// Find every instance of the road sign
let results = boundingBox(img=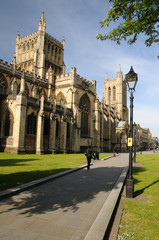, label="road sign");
[128,138,132,146]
